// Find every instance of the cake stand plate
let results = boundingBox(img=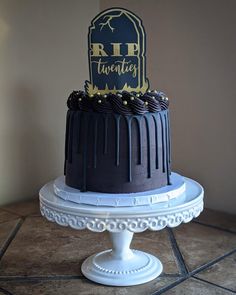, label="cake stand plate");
[39,176,204,286]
